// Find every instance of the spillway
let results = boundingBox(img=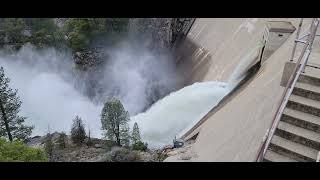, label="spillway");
[130,42,263,148]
